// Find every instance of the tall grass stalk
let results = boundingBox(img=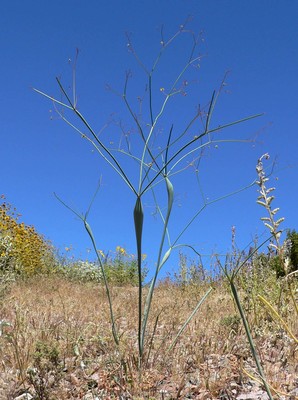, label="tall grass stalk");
[229,281,273,400]
[35,23,263,368]
[219,239,274,400]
